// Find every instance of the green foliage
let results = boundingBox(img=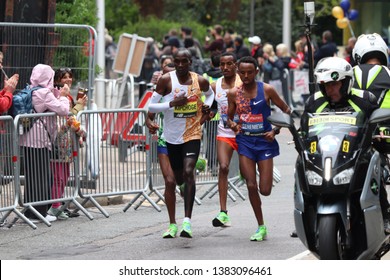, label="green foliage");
[55,0,97,26]
[55,0,98,80]
[105,0,140,41]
